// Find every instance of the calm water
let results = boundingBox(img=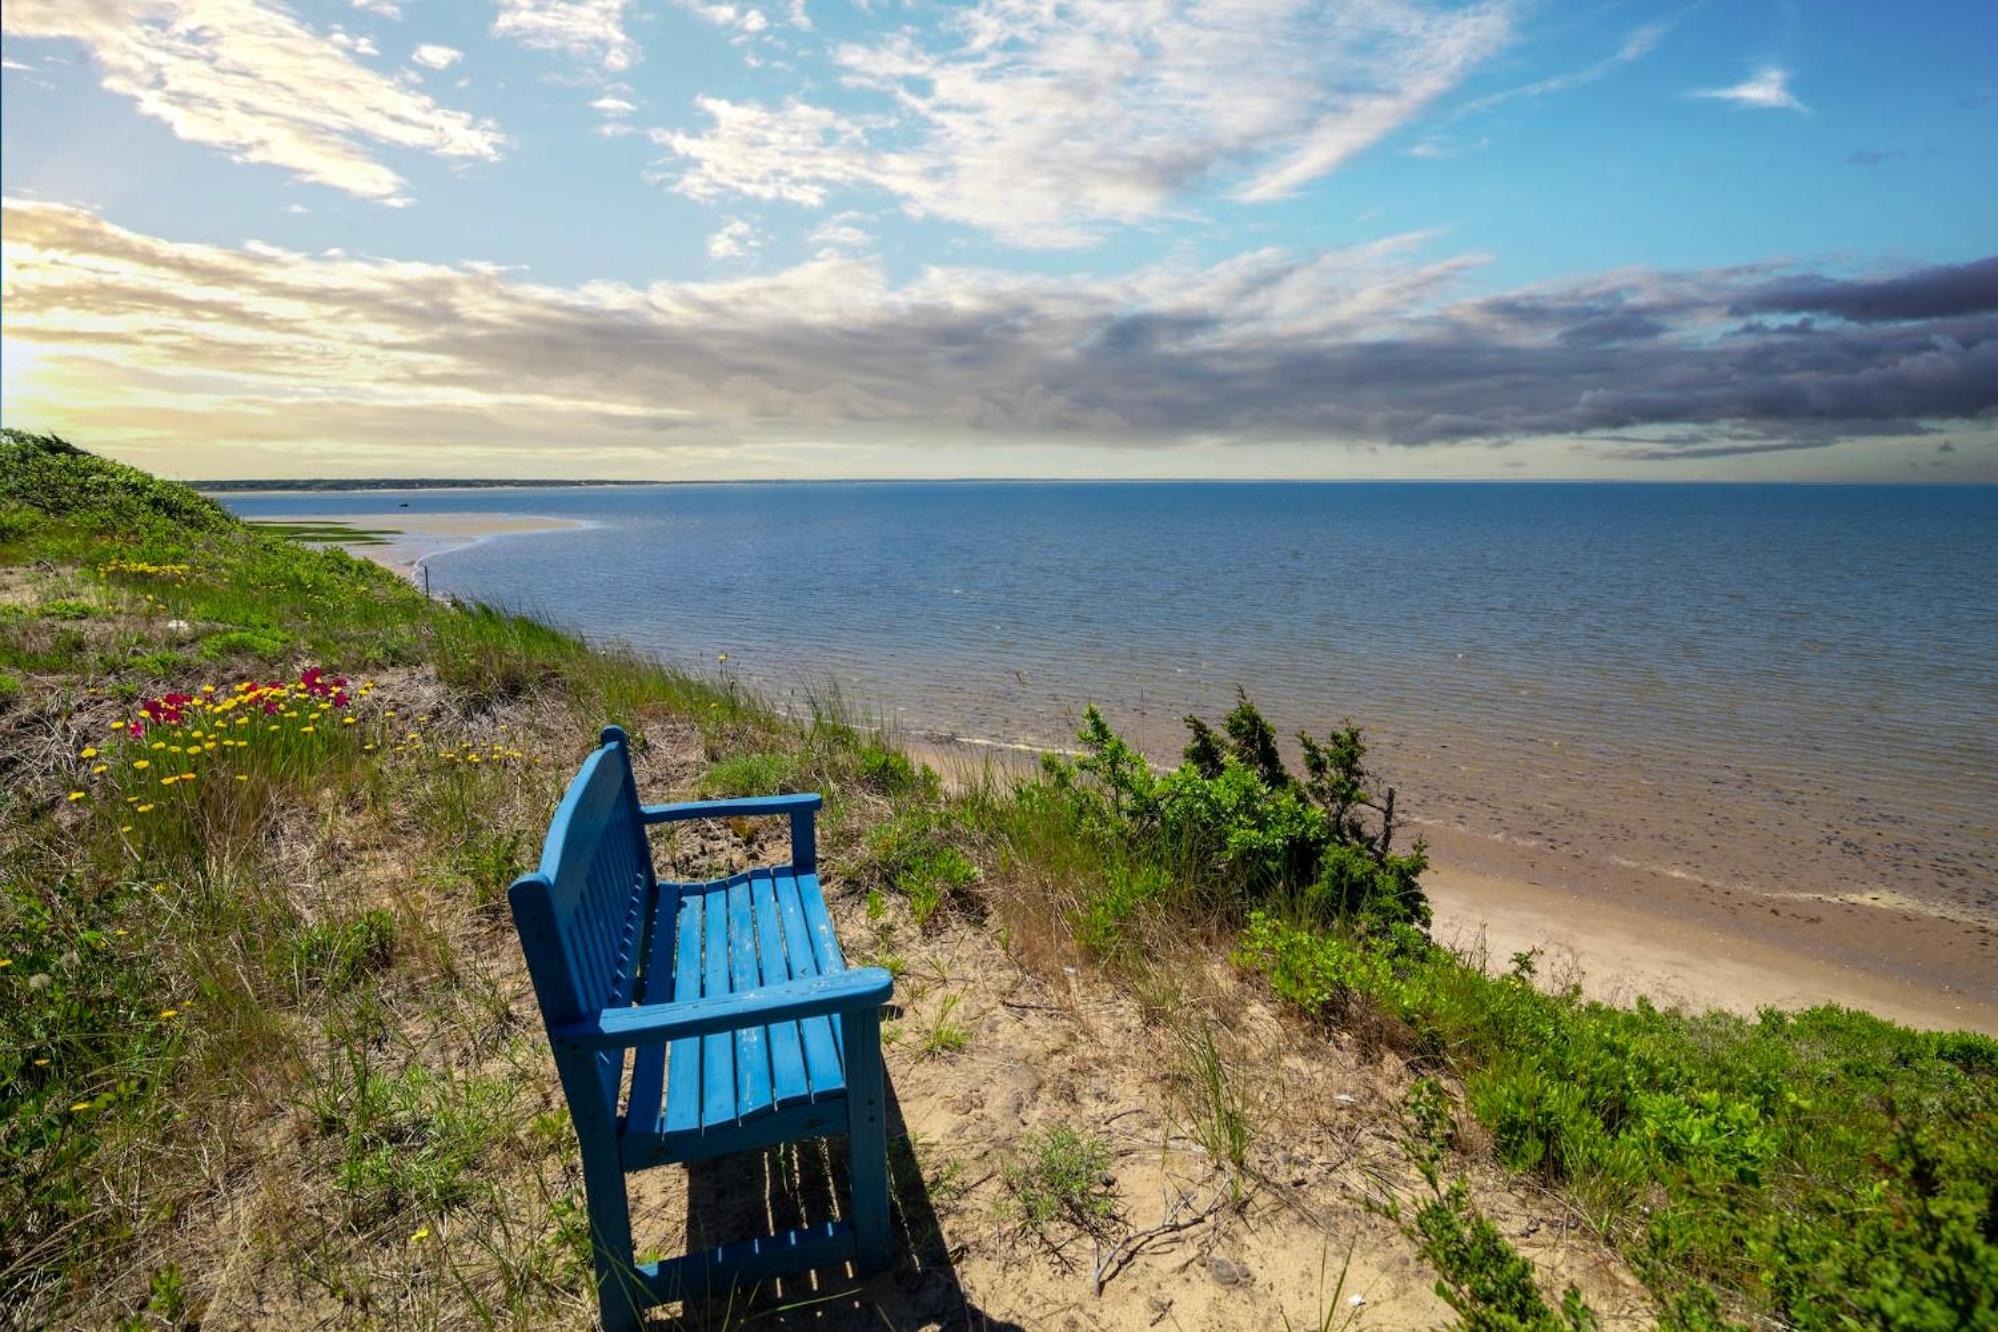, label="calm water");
[224,483,1998,922]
